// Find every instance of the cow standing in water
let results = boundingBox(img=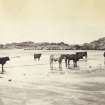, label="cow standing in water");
[104,52,105,64]
[50,54,66,70]
[34,54,42,61]
[0,57,10,73]
[76,52,87,60]
[64,52,87,68]
[65,54,80,68]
